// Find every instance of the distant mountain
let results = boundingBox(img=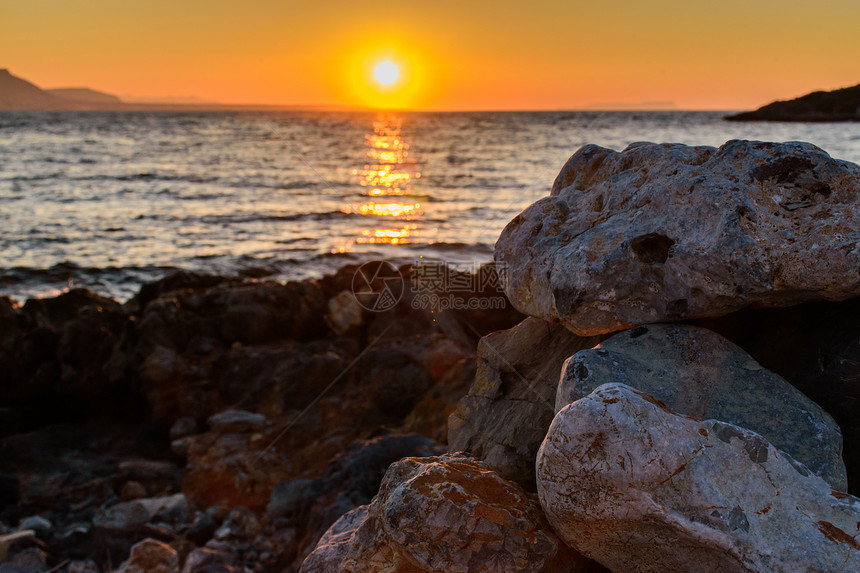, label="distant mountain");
[0,68,336,111]
[726,84,860,122]
[45,87,123,105]
[0,68,70,109]
[121,94,221,105]
[582,100,678,111]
